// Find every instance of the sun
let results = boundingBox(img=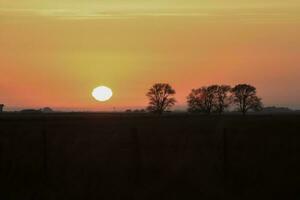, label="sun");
[92,86,113,102]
